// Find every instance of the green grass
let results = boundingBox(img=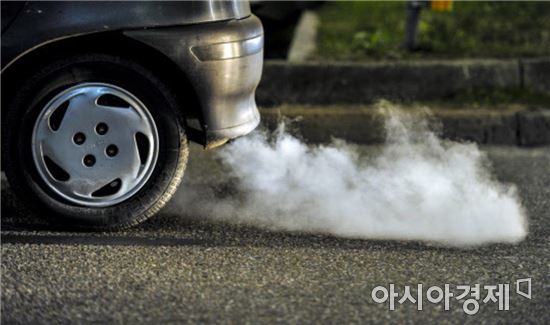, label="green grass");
[314,1,550,61]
